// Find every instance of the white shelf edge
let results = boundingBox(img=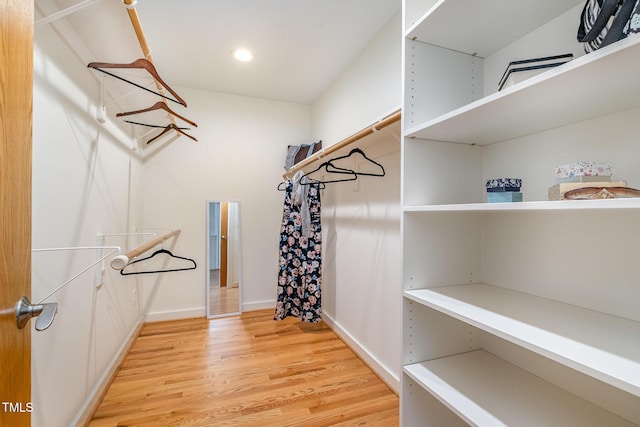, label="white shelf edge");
[403,350,636,427]
[403,285,640,397]
[404,34,640,145]
[404,0,444,39]
[403,198,640,212]
[404,0,583,57]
